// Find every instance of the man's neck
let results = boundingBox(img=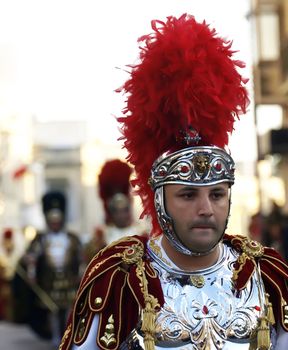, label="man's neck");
[161,235,221,271]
